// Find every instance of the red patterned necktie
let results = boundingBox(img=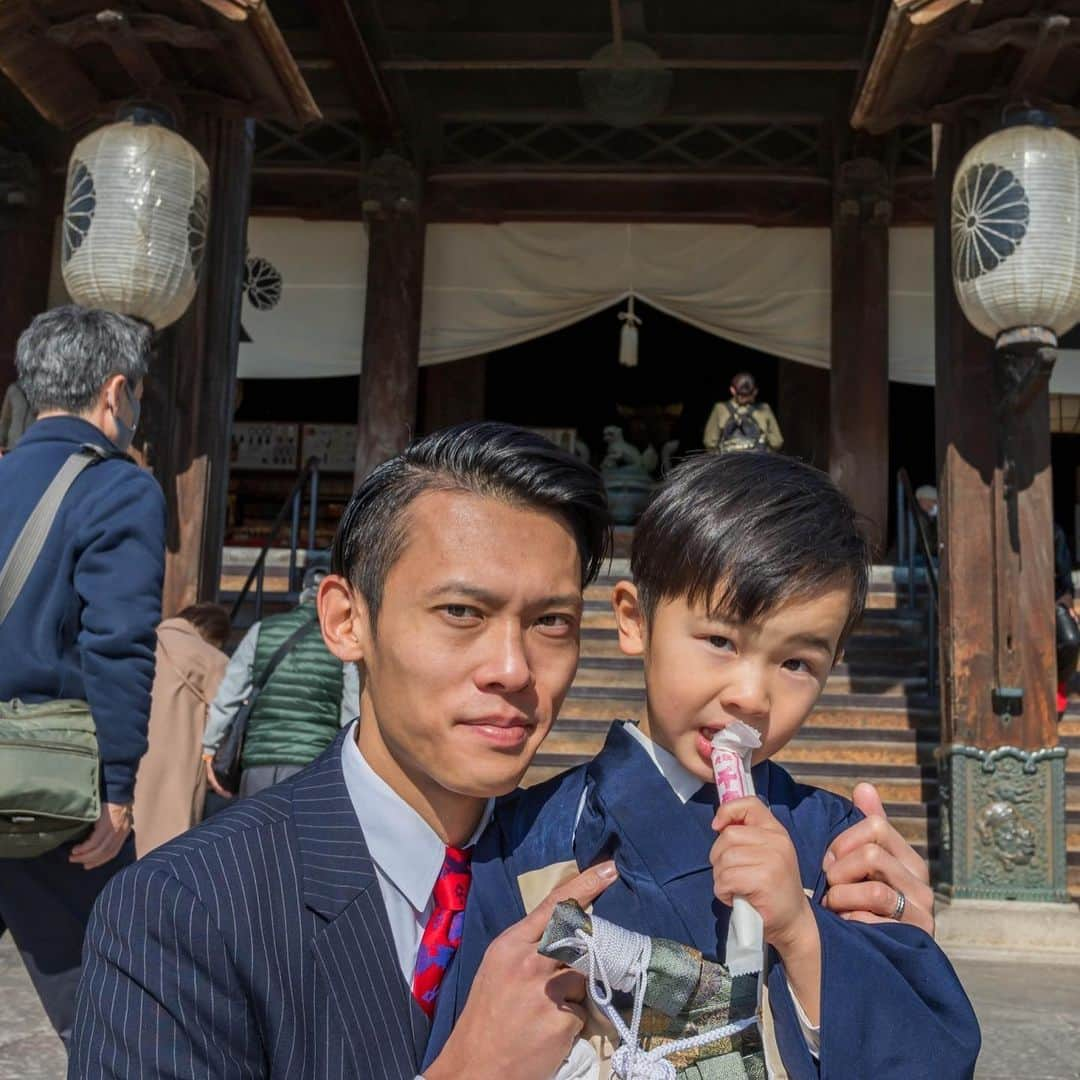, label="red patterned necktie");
[411,845,473,1018]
